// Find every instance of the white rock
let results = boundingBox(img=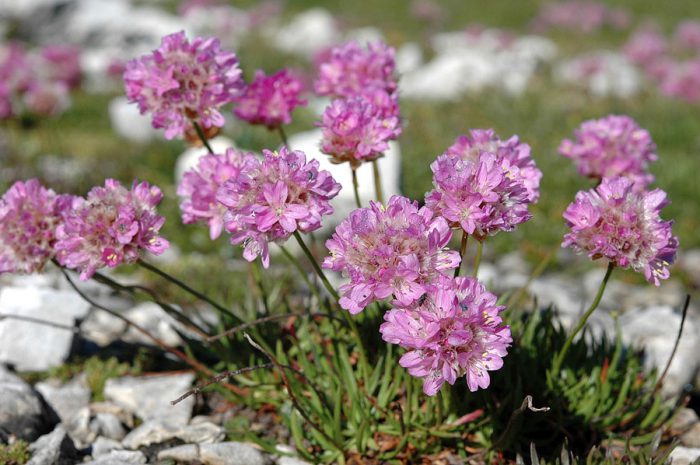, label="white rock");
[670,446,700,465]
[35,379,91,425]
[269,8,340,57]
[620,305,700,396]
[0,366,58,441]
[121,302,184,348]
[108,97,160,144]
[27,425,79,465]
[121,419,225,450]
[104,373,195,425]
[286,129,401,233]
[90,413,127,441]
[396,42,424,74]
[157,442,269,465]
[80,310,128,347]
[174,136,237,183]
[278,457,313,465]
[84,450,146,465]
[91,436,124,457]
[0,286,90,371]
[555,51,641,98]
